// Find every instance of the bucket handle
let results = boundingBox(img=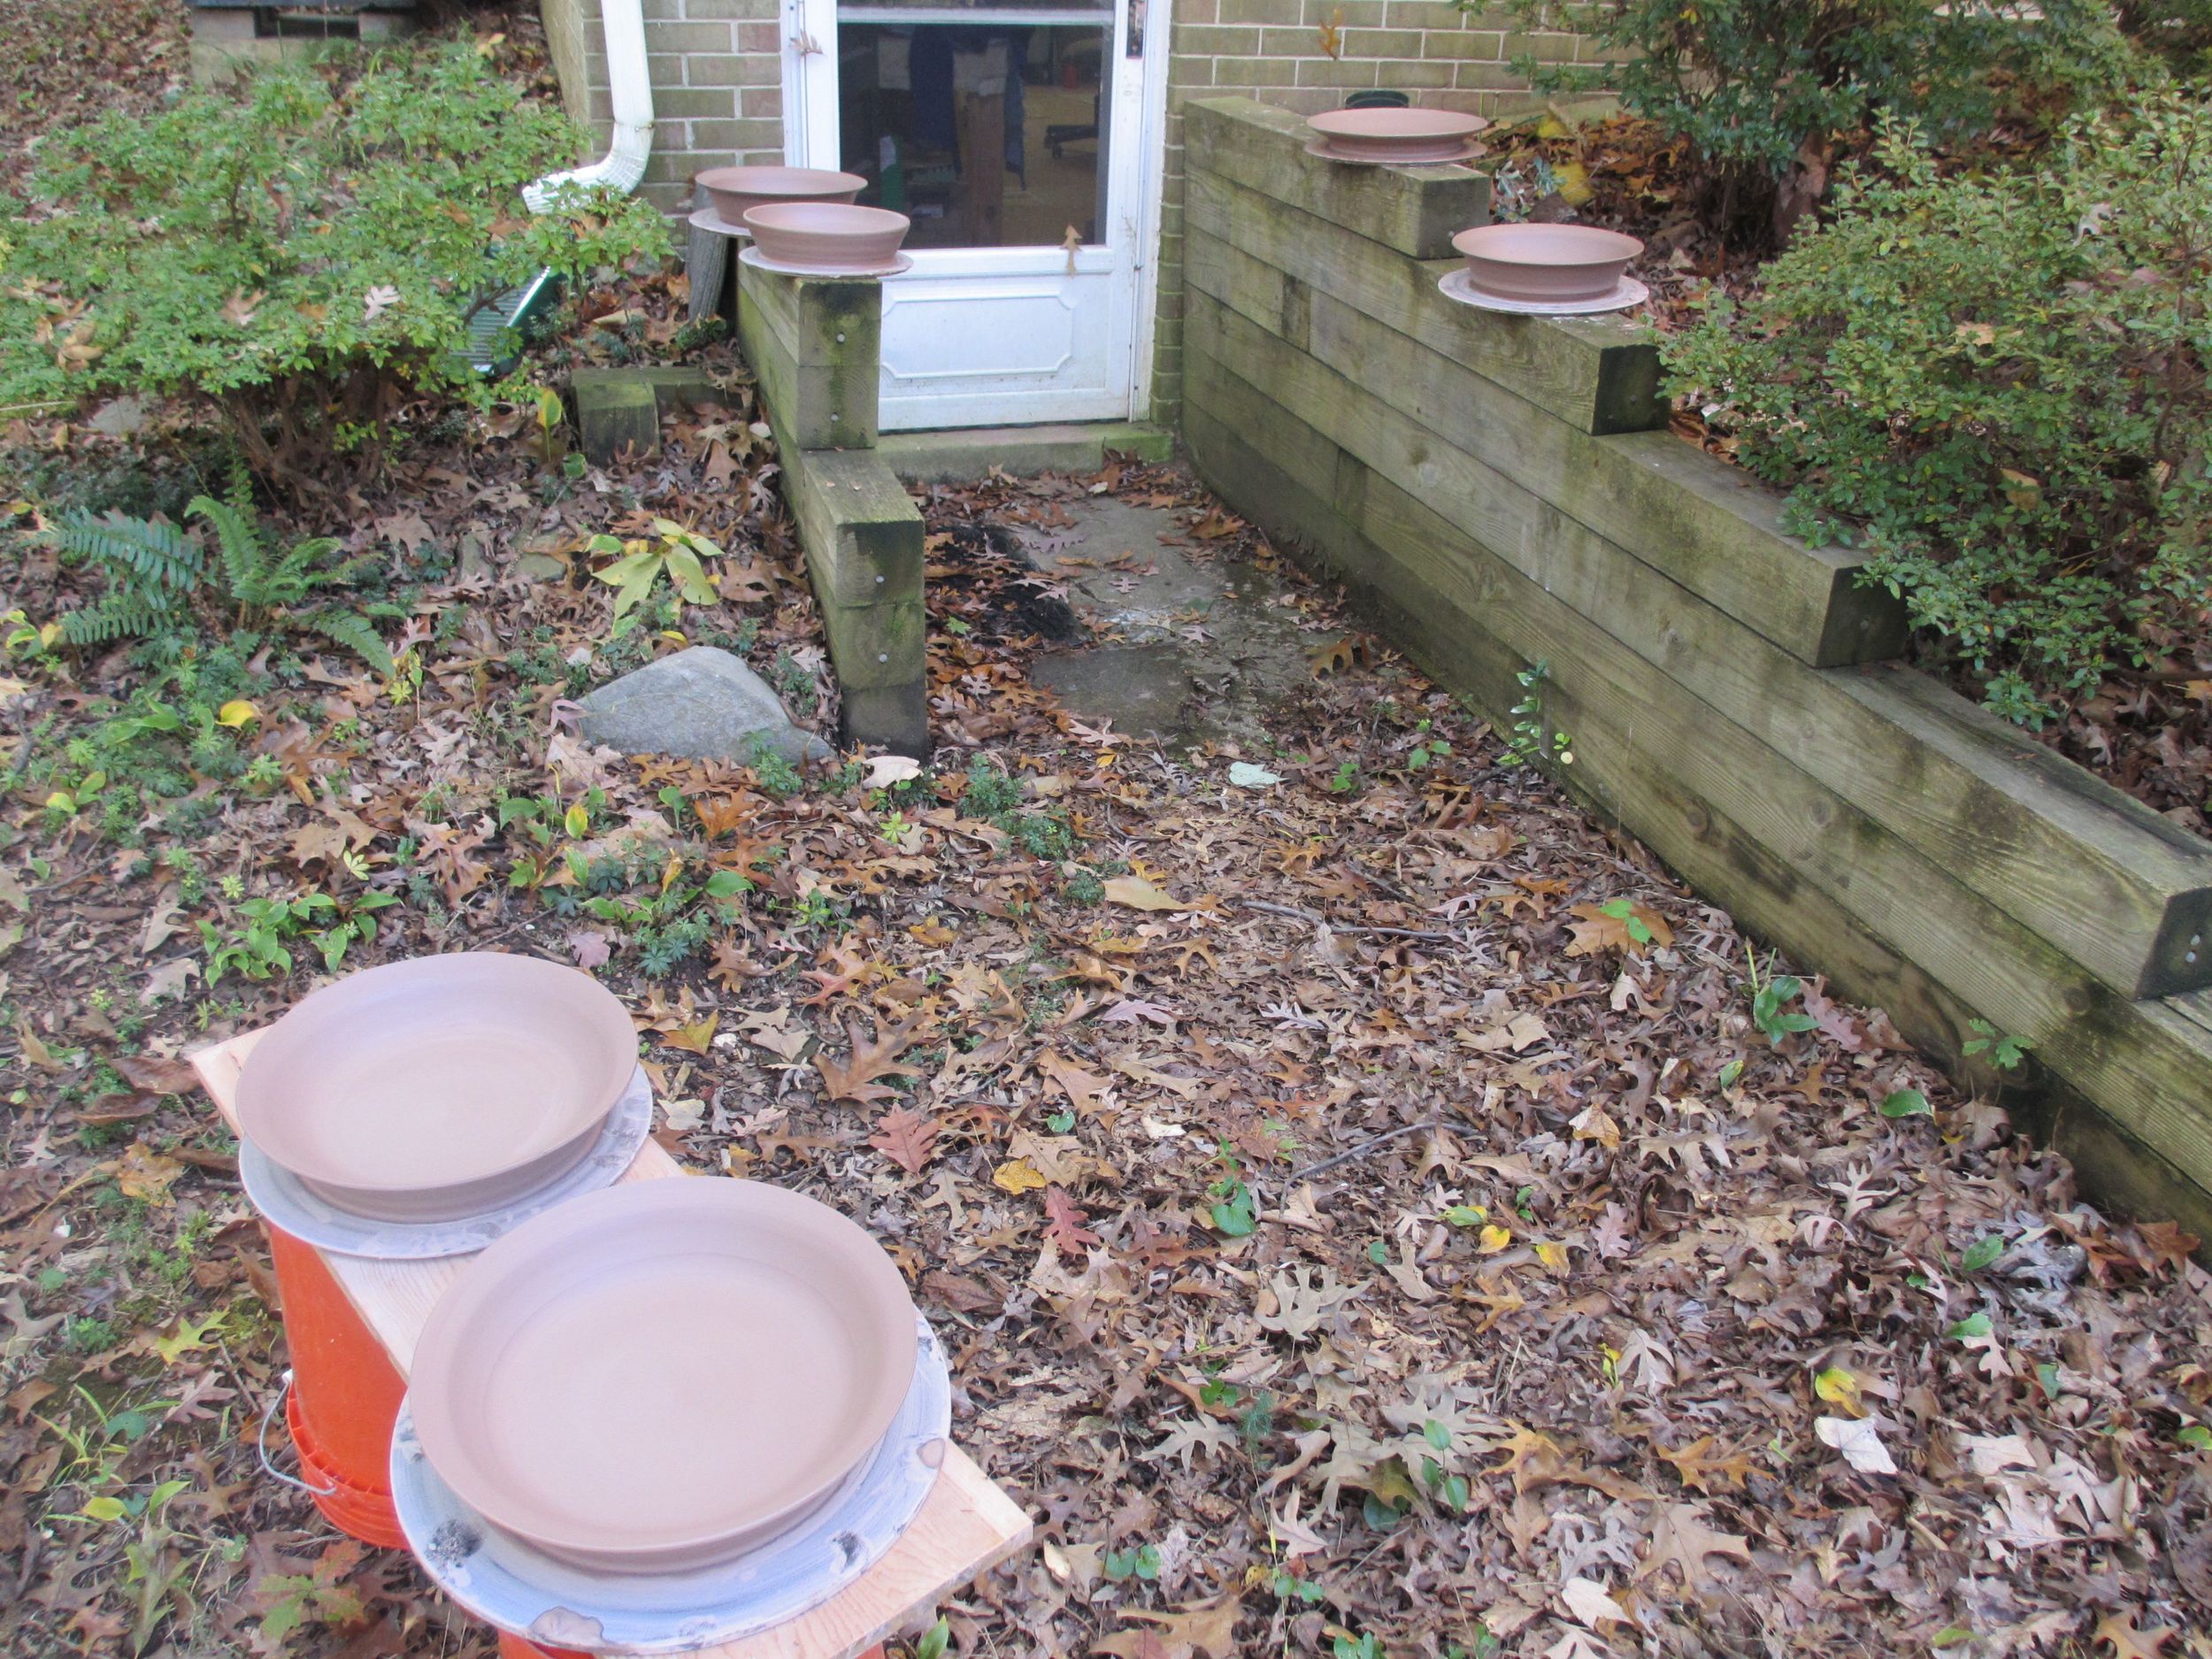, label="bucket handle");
[257,1370,340,1497]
